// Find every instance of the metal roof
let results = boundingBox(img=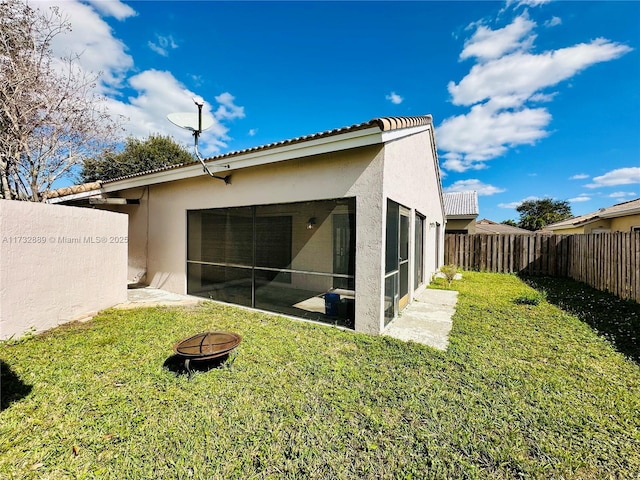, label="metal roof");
[443,191,479,217]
